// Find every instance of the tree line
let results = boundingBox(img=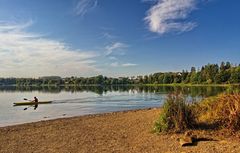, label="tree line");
[137,62,240,84]
[0,62,239,86]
